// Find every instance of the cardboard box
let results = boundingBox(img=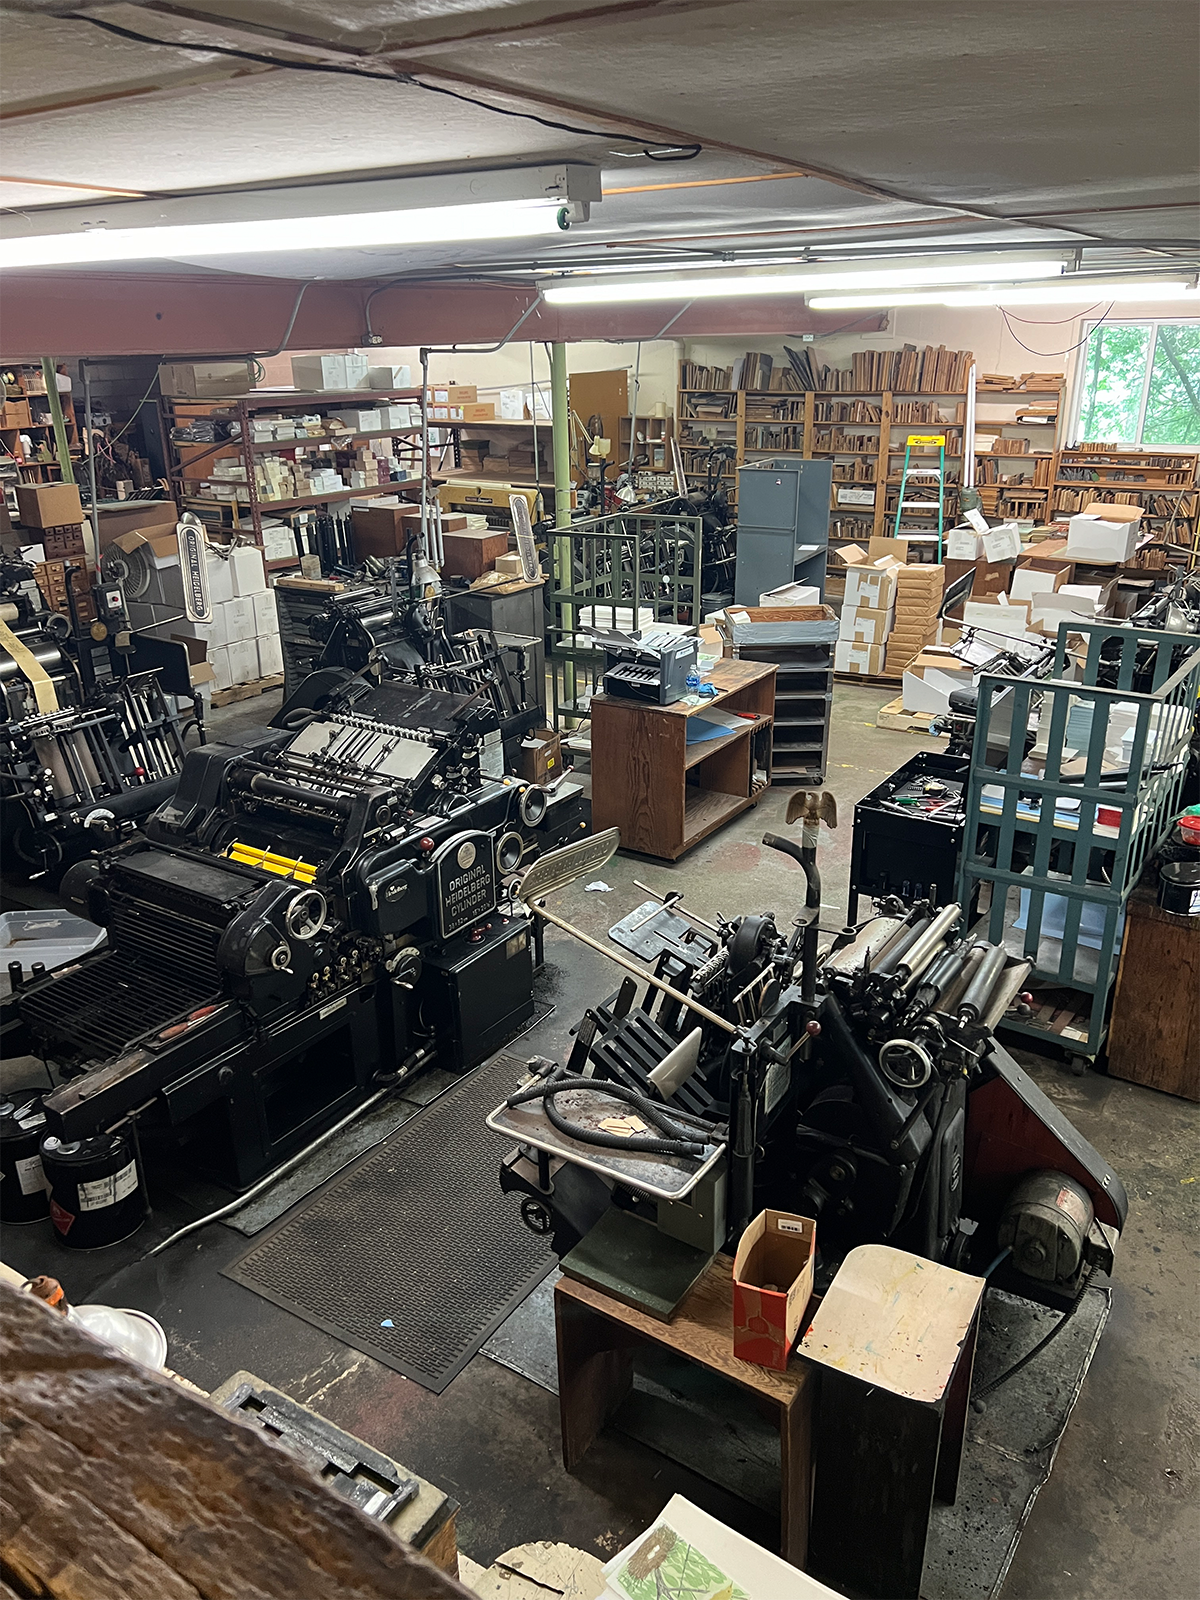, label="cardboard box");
[1029,585,1103,631]
[843,566,897,611]
[208,645,232,691]
[759,581,820,607]
[350,503,418,556]
[459,402,496,423]
[982,521,1023,563]
[902,654,974,716]
[15,482,83,529]
[838,605,893,645]
[830,543,870,566]
[229,545,266,597]
[963,596,1031,638]
[494,552,525,577]
[731,1210,816,1371]
[96,500,178,545]
[425,385,478,405]
[1010,565,1064,603]
[159,361,255,399]
[290,354,370,392]
[945,528,981,561]
[835,640,886,675]
[868,536,911,565]
[516,725,561,785]
[942,558,1011,617]
[226,636,259,685]
[0,398,32,428]
[222,596,255,639]
[256,633,284,677]
[1066,504,1142,564]
[329,408,383,434]
[367,364,412,390]
[442,527,509,580]
[252,590,279,634]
